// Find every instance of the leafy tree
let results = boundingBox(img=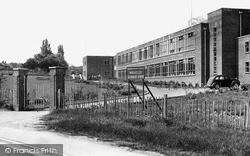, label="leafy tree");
[57,45,64,58]
[22,39,68,72]
[22,58,38,69]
